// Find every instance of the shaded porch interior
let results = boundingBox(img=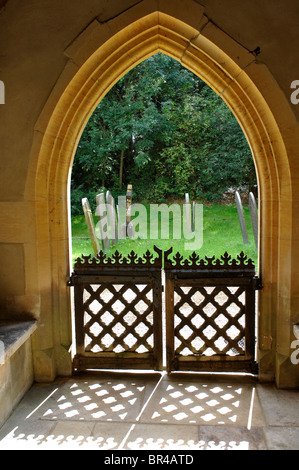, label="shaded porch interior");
[1,371,299,450]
